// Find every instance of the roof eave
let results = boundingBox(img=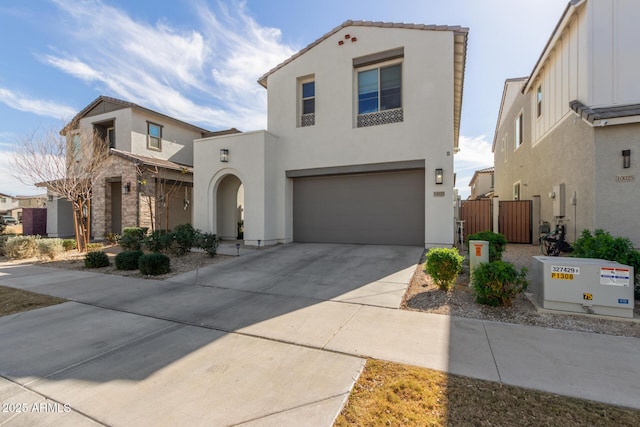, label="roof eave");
[523,0,586,94]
